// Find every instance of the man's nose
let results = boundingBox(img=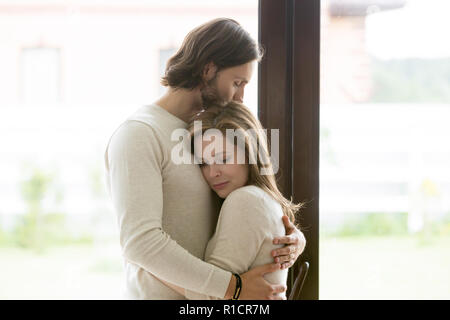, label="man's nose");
[233,87,244,103]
